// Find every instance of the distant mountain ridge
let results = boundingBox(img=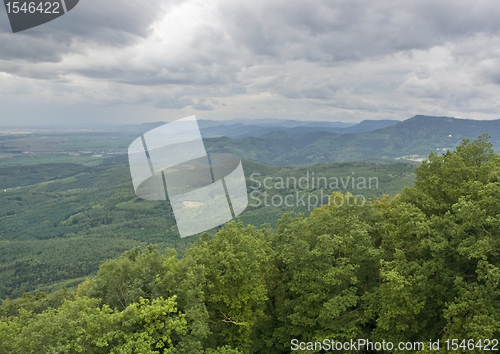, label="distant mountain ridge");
[108,118,399,139]
[198,119,399,138]
[197,118,355,128]
[88,115,500,166]
[204,115,500,165]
